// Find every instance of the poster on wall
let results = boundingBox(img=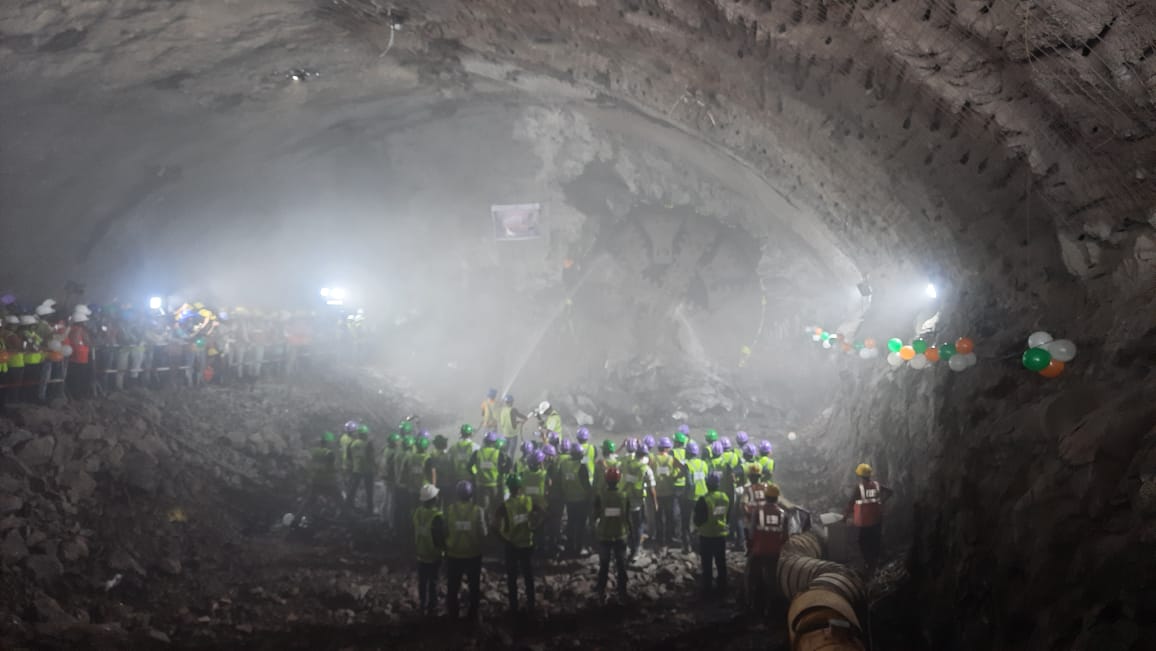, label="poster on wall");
[492,203,542,241]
